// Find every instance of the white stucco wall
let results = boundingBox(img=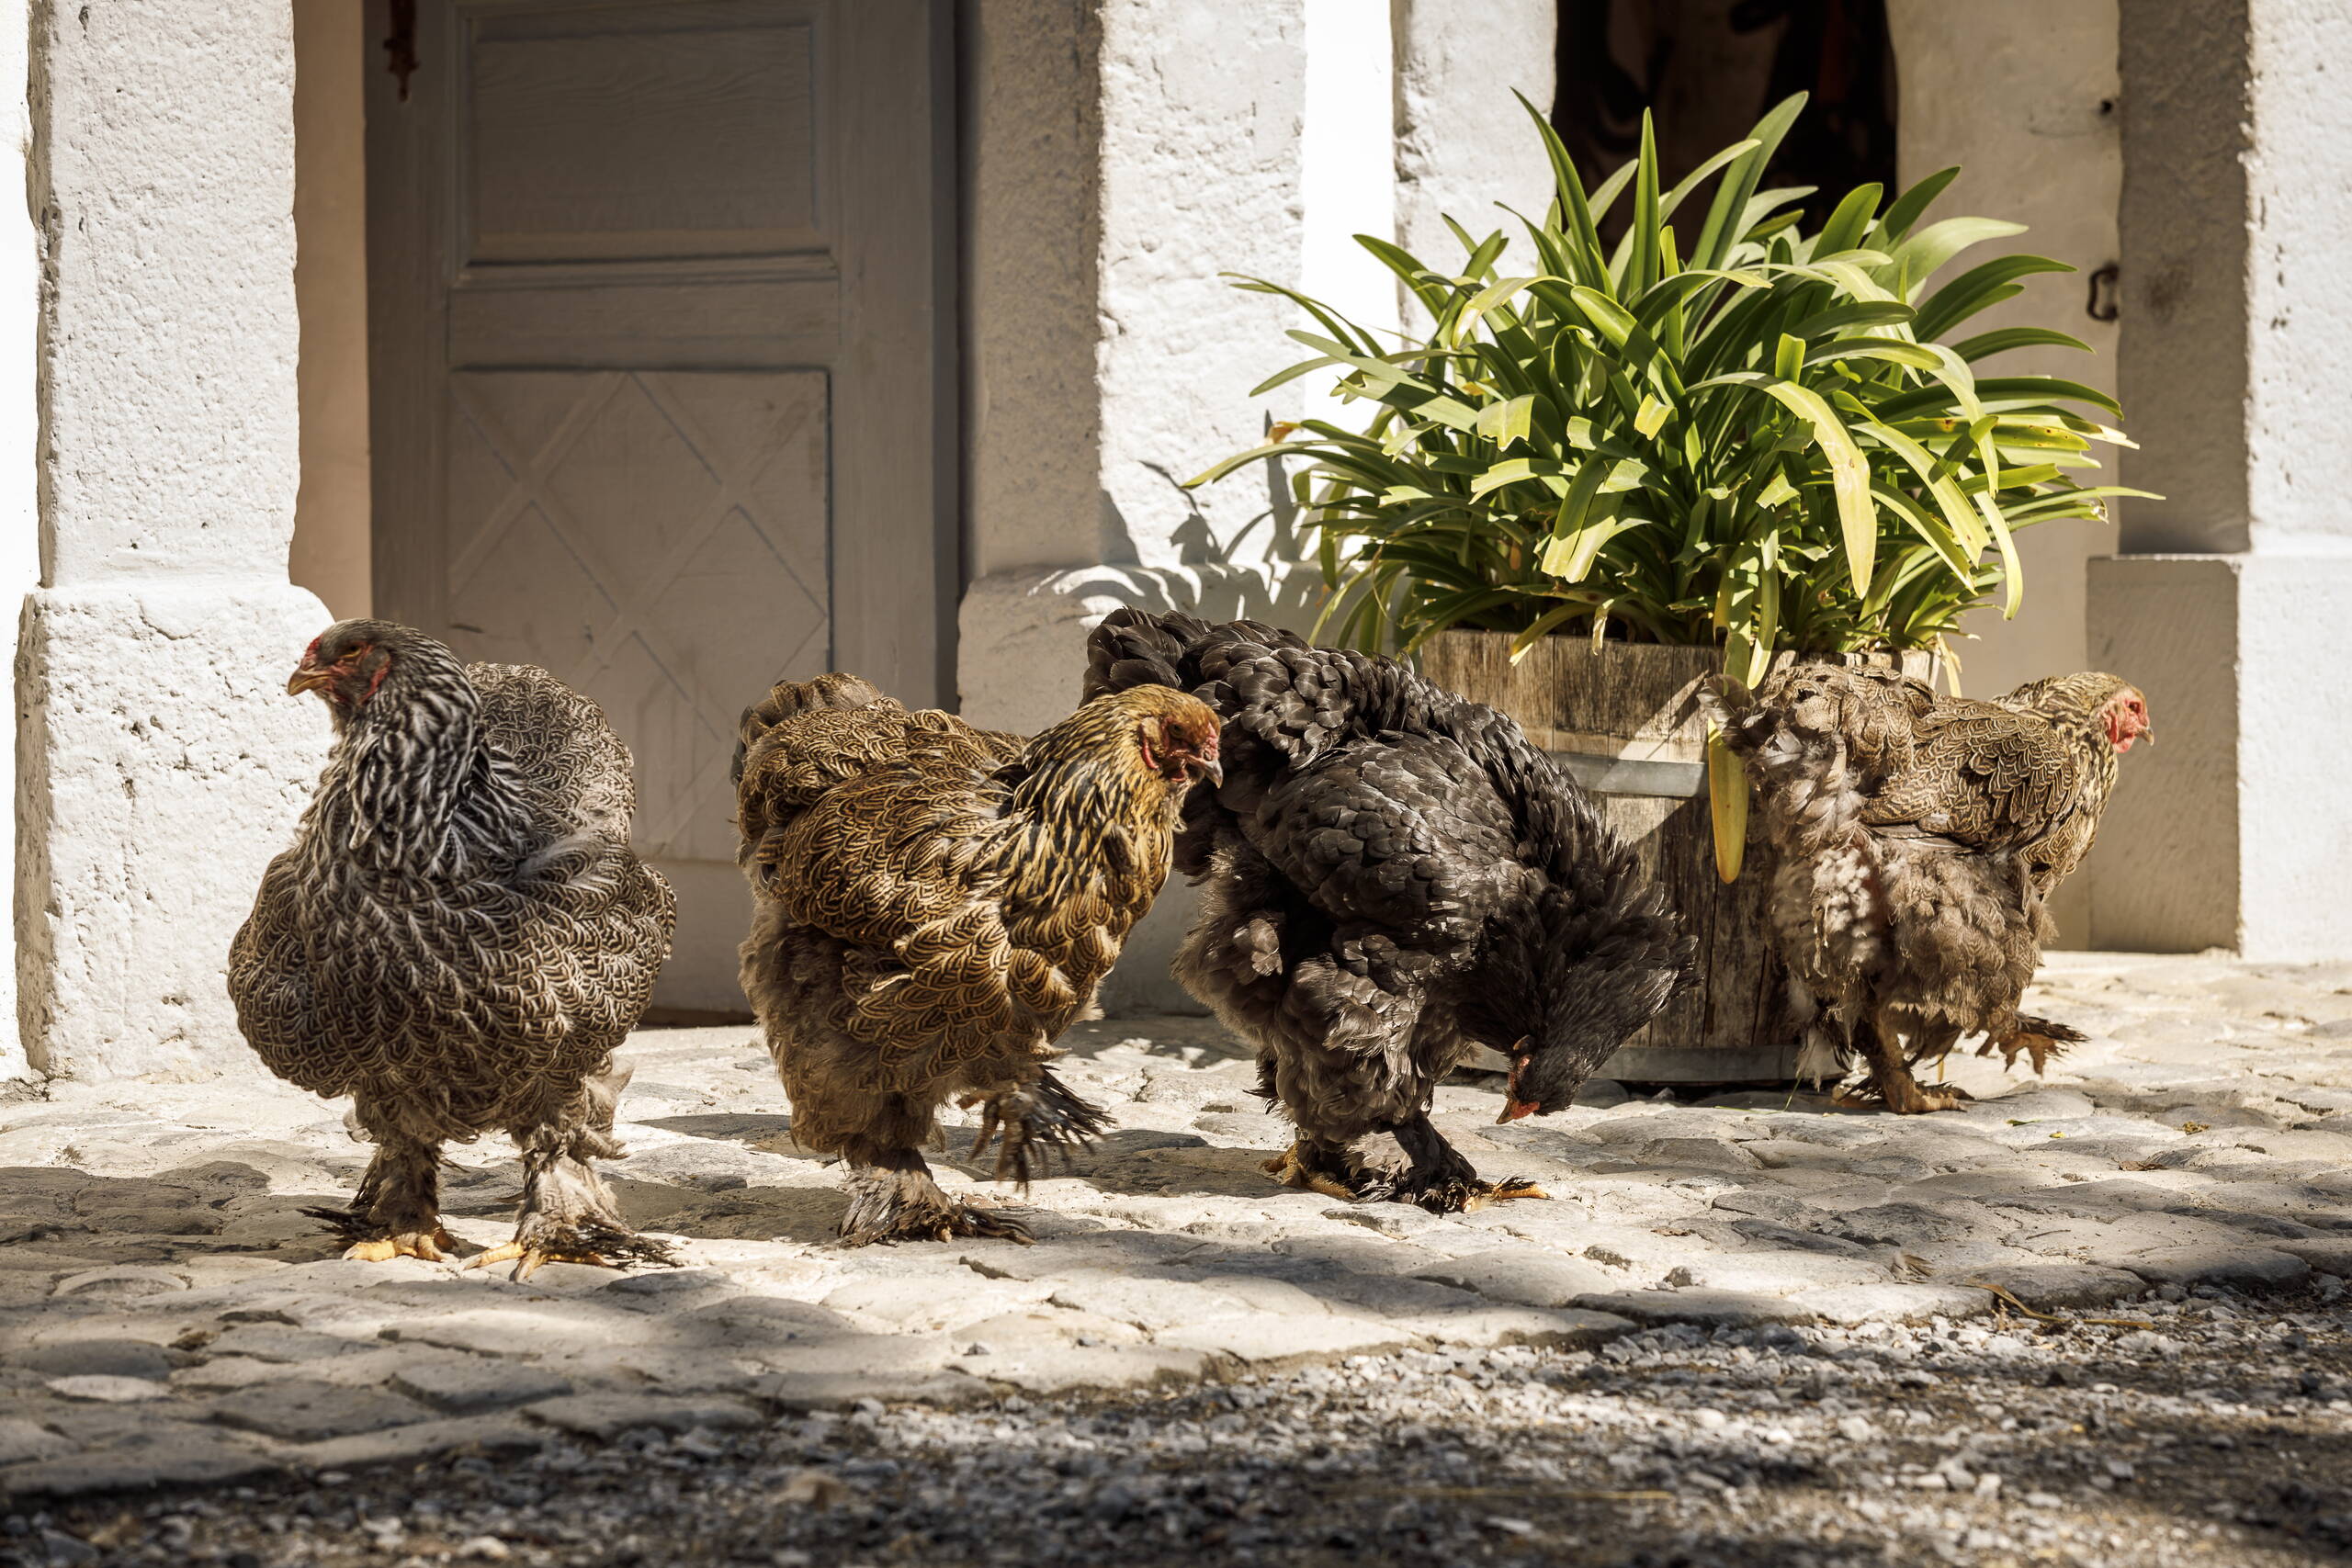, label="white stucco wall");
[2244,2,2352,554]
[1392,0,1555,298]
[0,0,35,1082]
[18,1,329,1079]
[1299,0,1397,407]
[2086,0,2352,959]
[1887,0,2120,946]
